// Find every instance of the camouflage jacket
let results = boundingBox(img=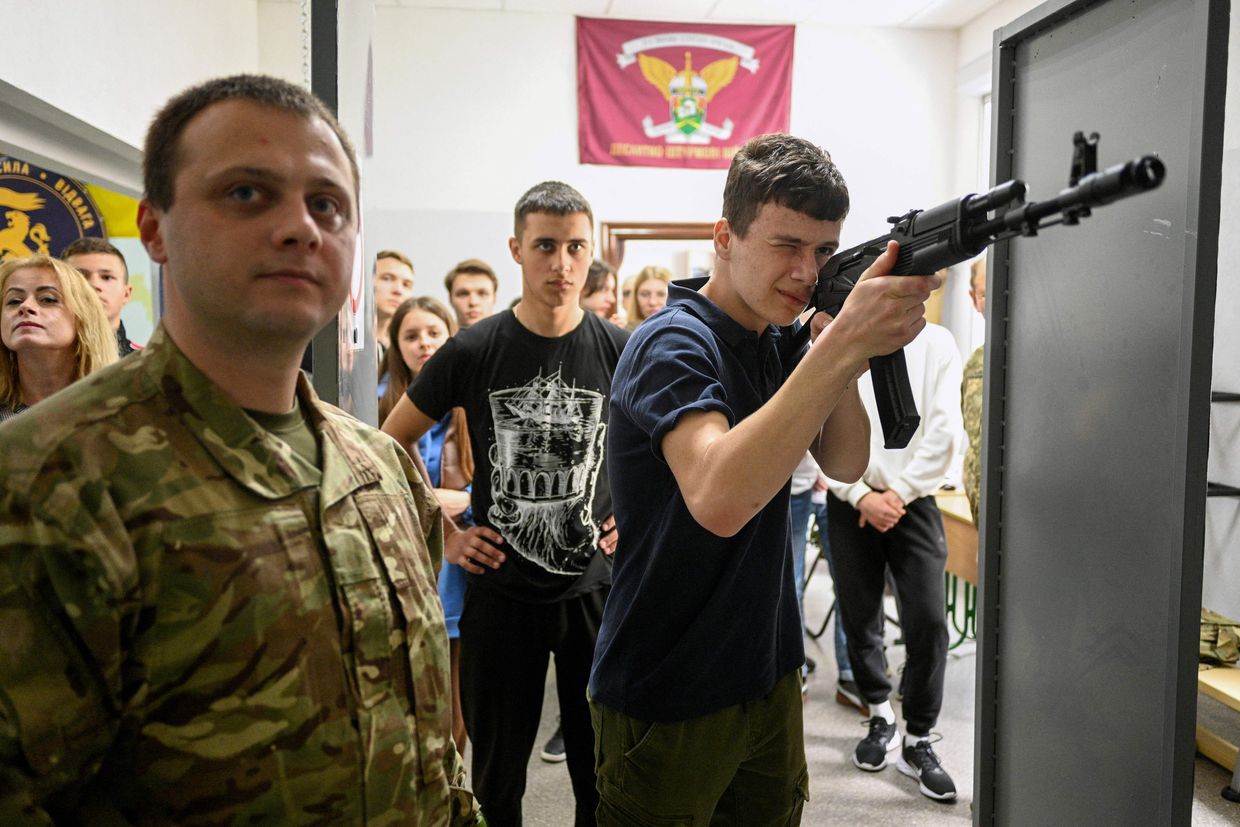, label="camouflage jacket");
[0,326,480,825]
[962,345,984,525]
